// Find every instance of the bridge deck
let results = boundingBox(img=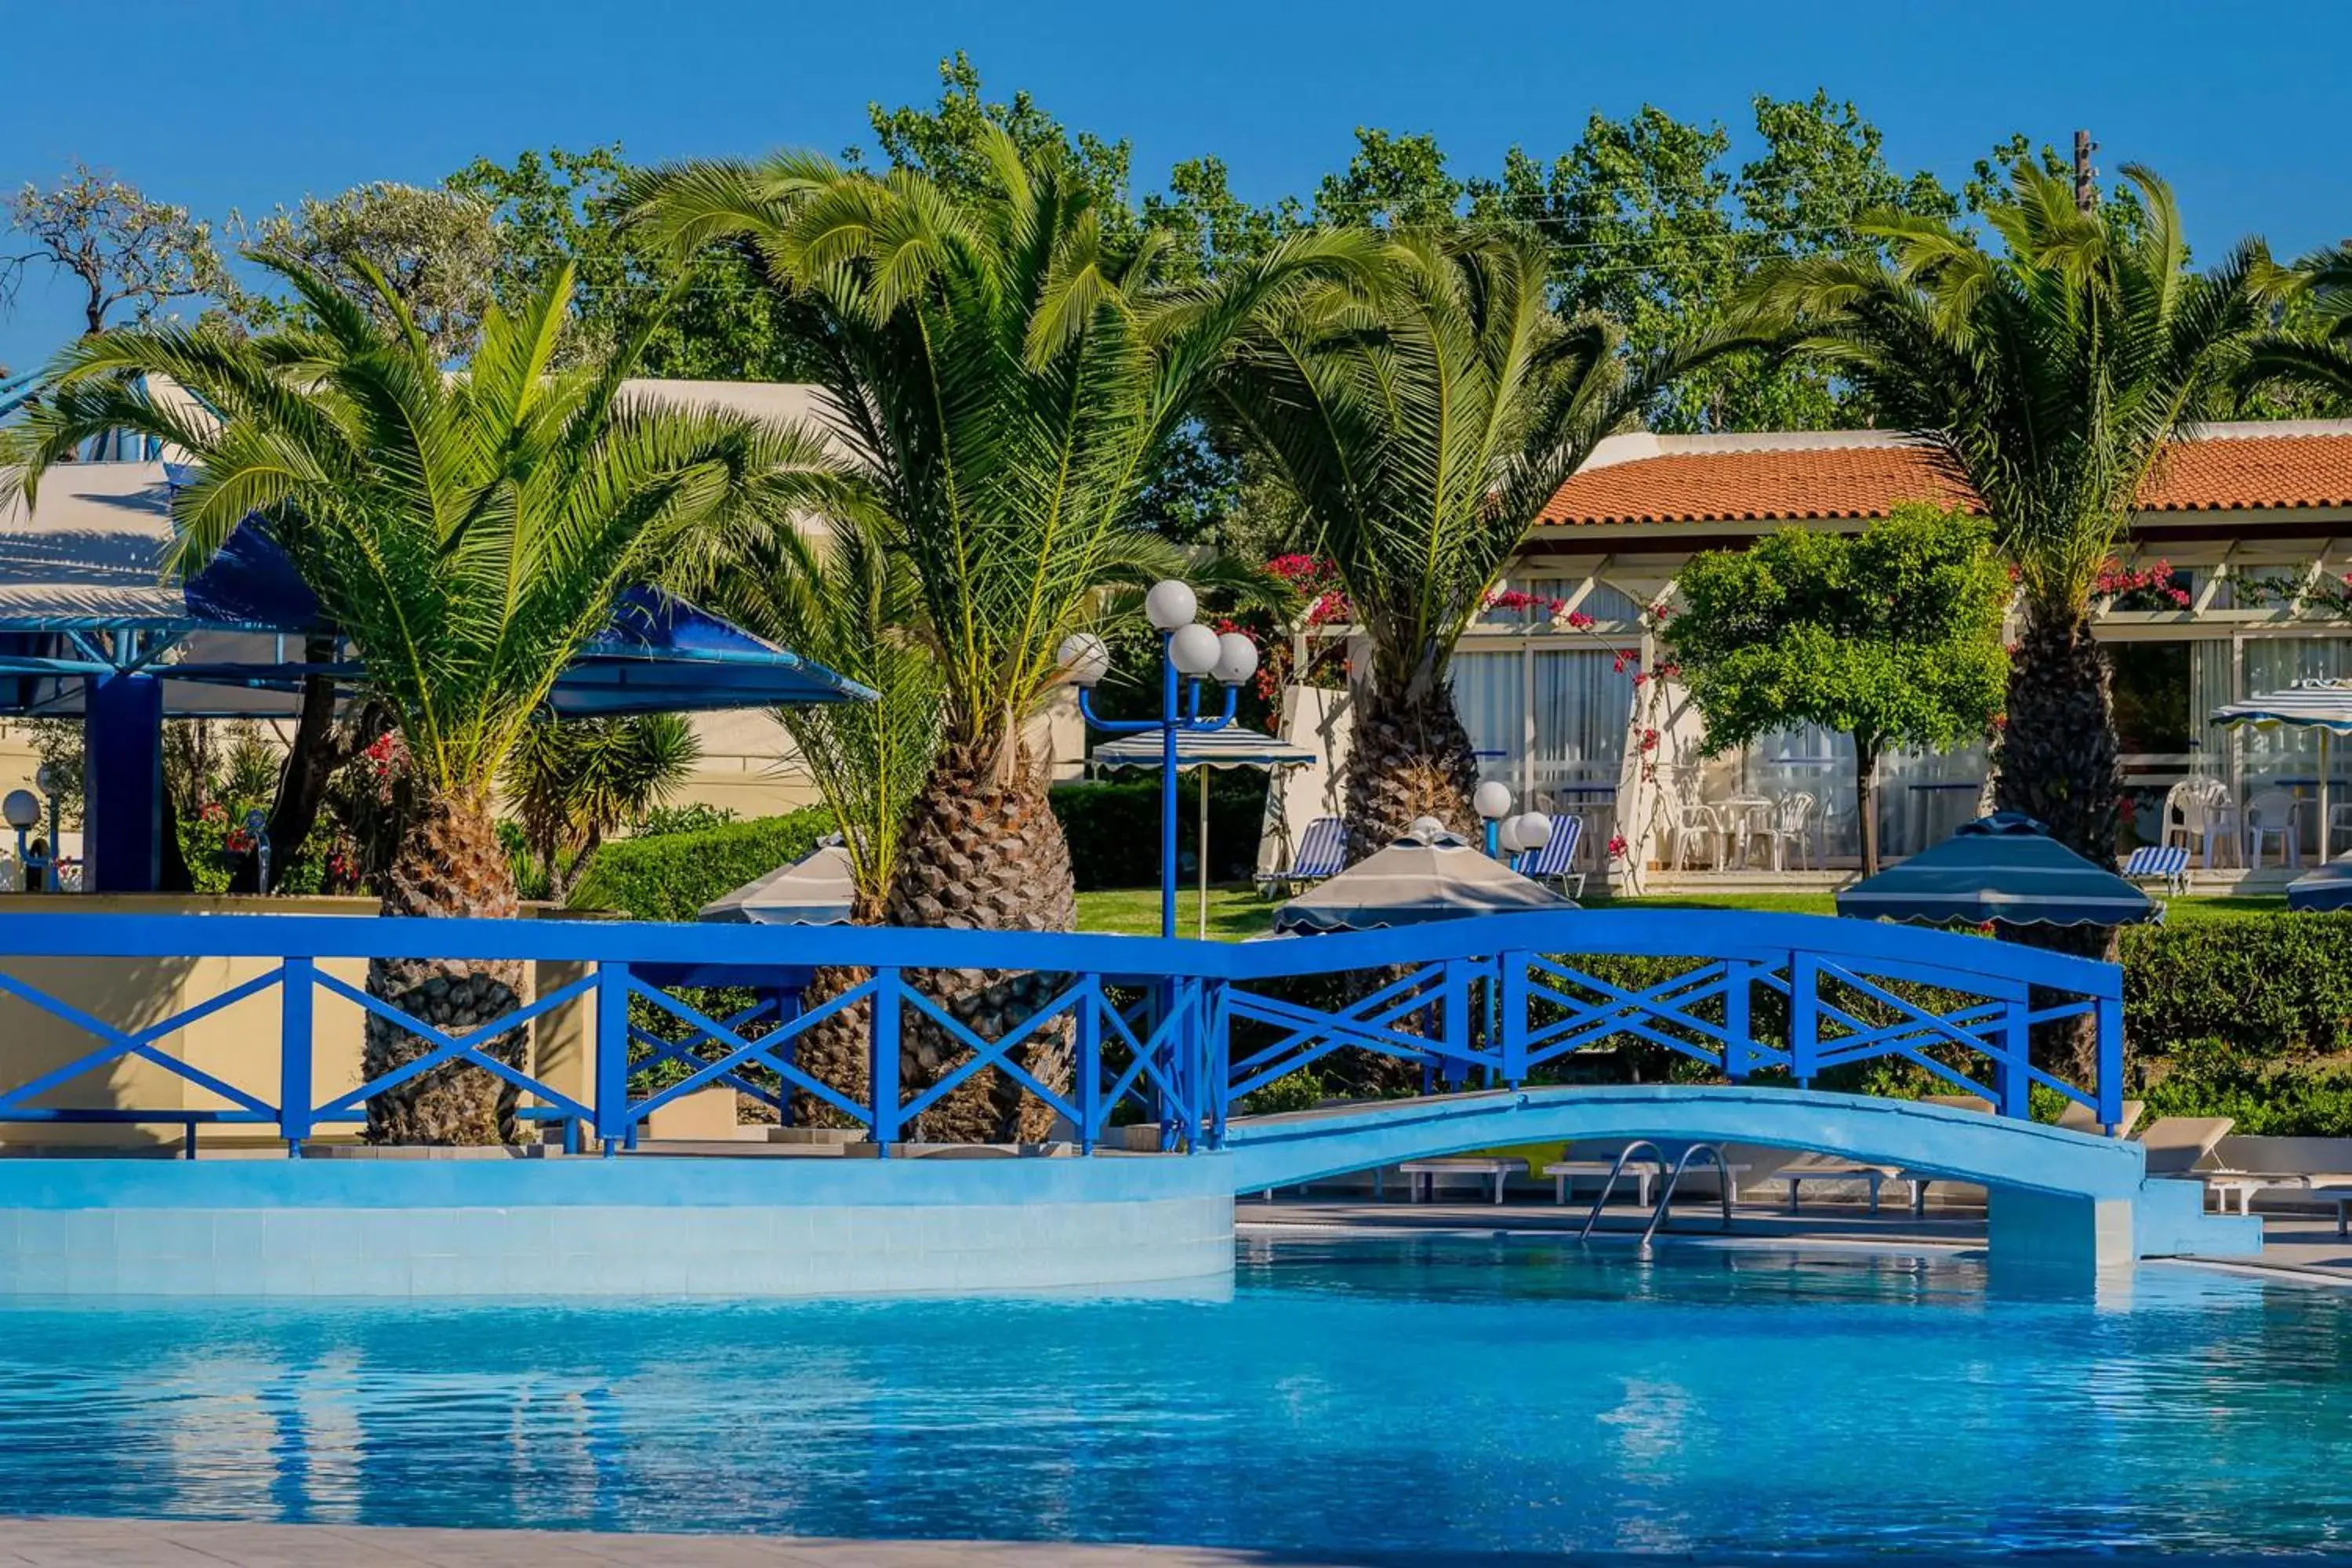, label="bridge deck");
[1221,1084,2147,1203]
